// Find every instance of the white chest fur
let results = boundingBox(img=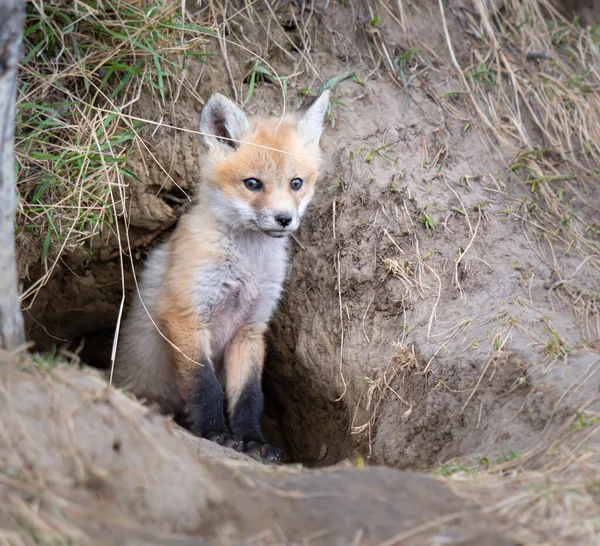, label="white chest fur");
[193,231,289,359]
